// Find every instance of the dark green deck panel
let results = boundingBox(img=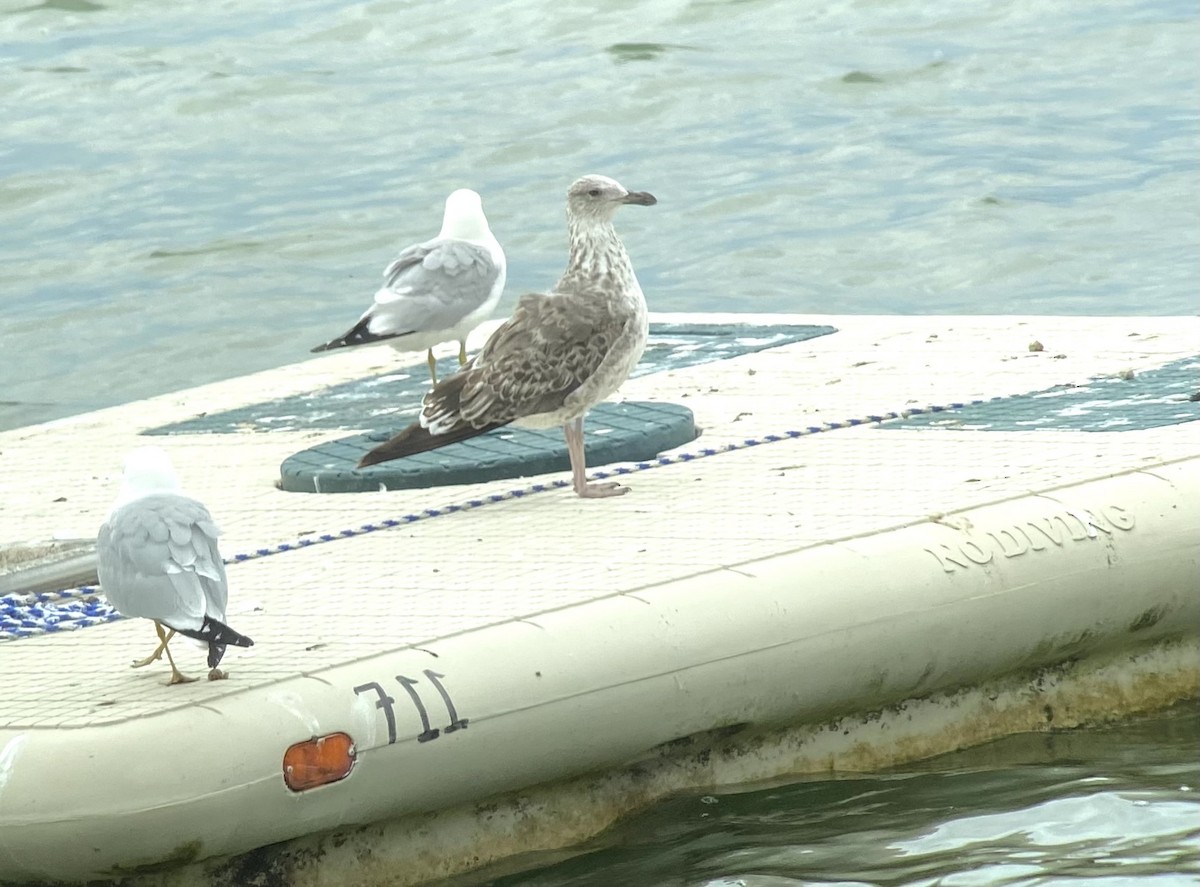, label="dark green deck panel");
[887,355,1199,432]
[279,401,697,494]
[145,323,836,436]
